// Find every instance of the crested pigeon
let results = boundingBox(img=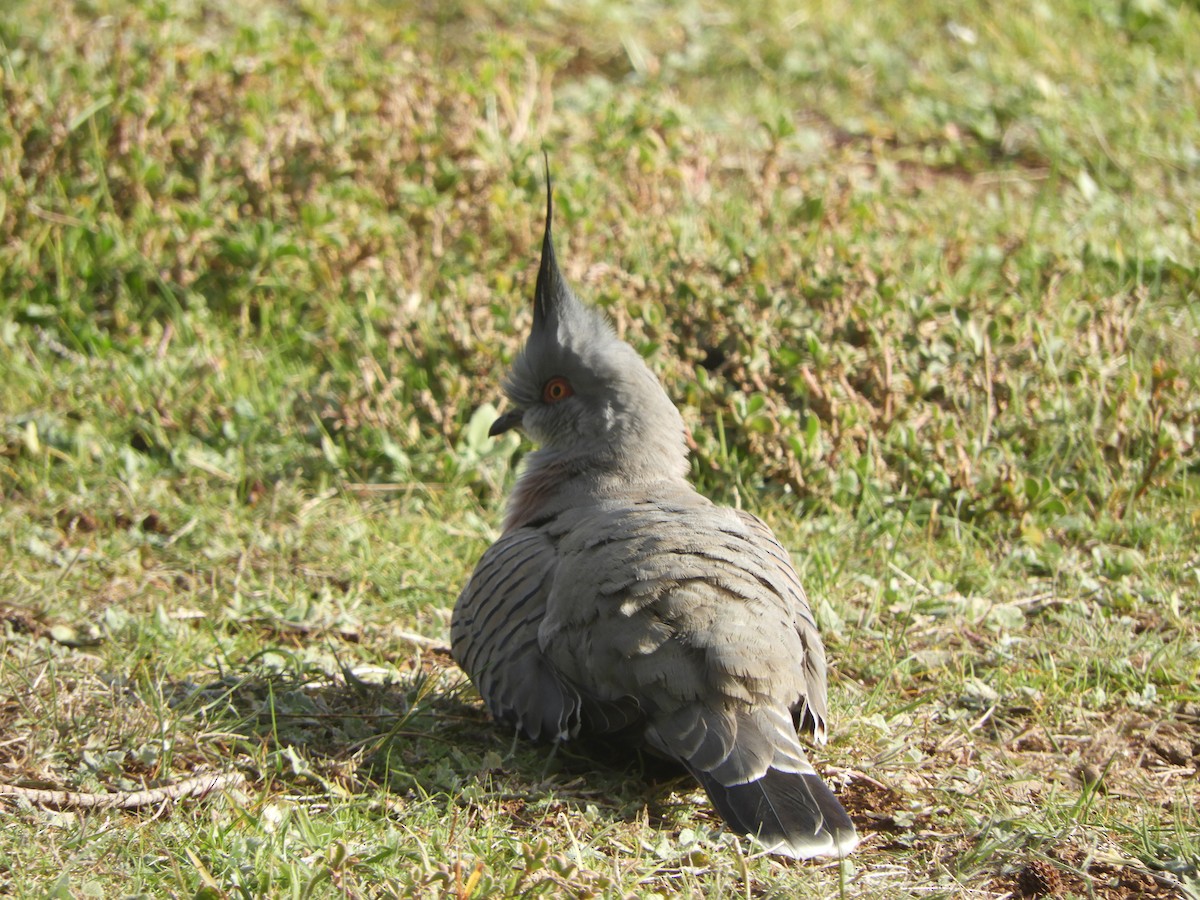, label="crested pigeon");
[451,172,859,860]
